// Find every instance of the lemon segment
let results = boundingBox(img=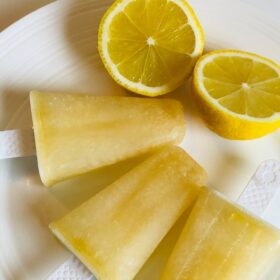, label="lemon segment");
[99,0,204,96]
[193,50,280,139]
